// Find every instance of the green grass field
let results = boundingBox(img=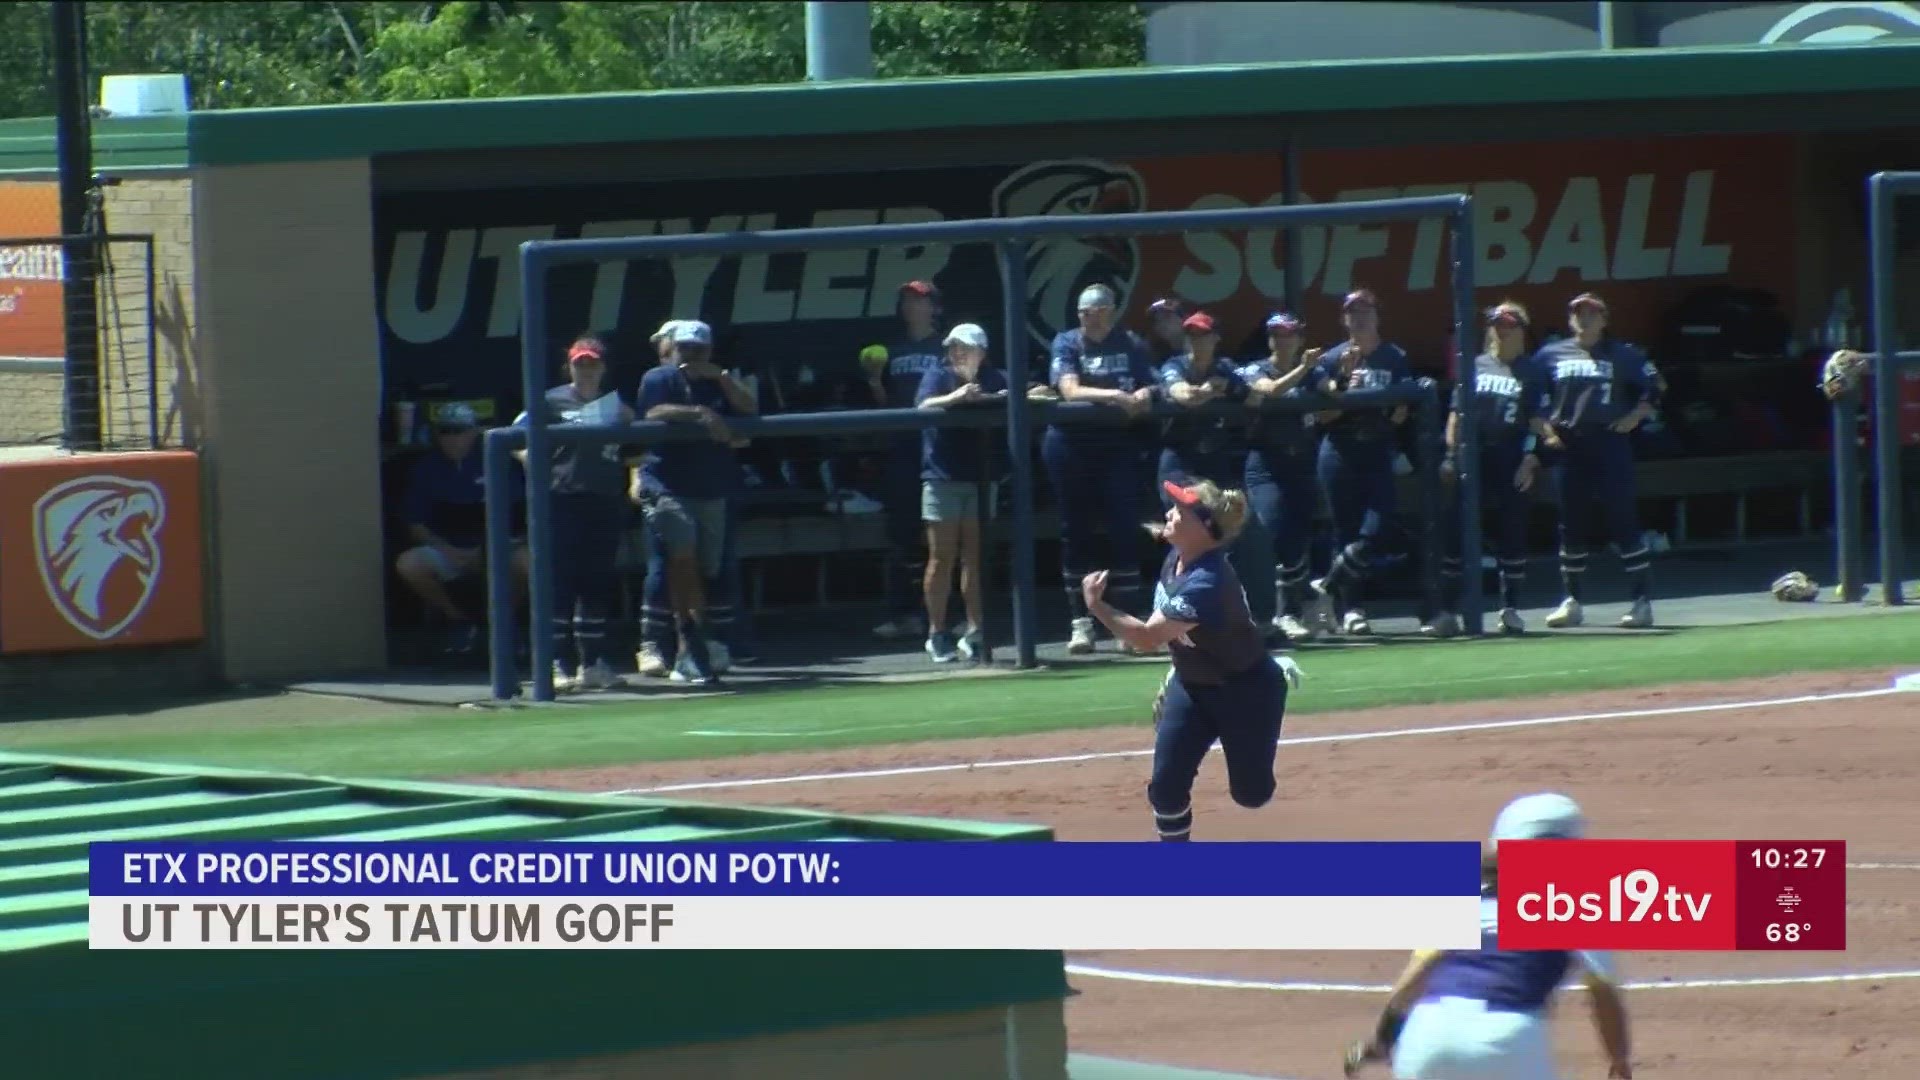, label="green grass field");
[1,615,1912,780]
